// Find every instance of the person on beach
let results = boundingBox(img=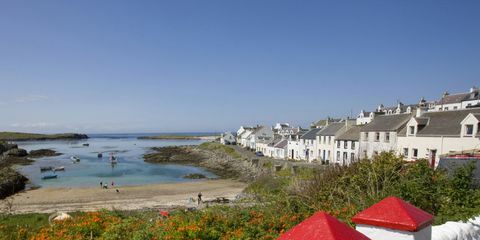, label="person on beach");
[111,181,114,187]
[103,183,108,189]
[100,181,103,189]
[198,192,203,205]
